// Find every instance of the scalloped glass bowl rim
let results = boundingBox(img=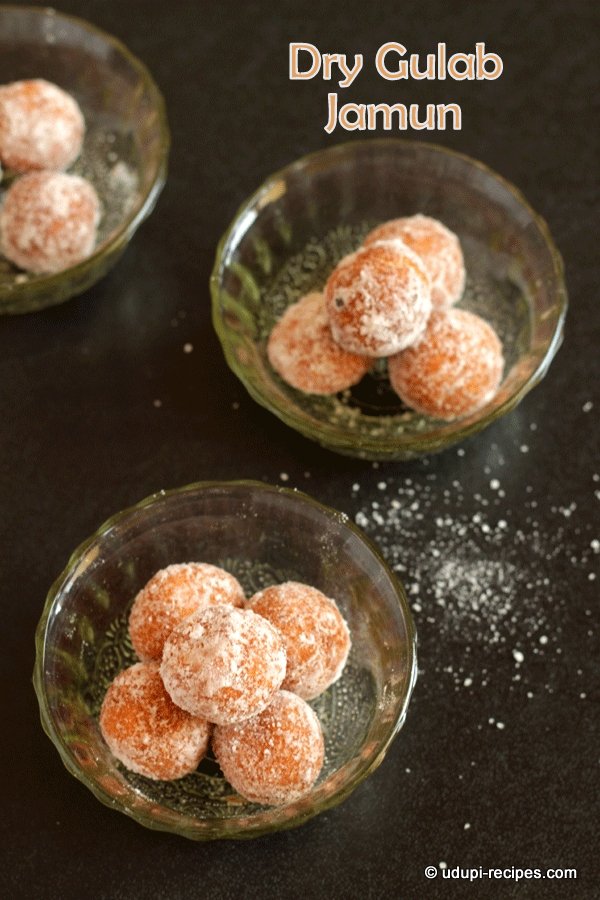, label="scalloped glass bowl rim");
[33,479,417,839]
[210,139,568,457]
[0,5,170,308]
